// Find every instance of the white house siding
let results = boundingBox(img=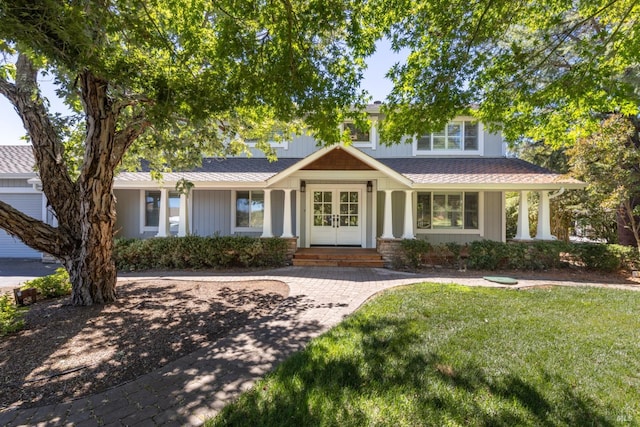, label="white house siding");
[113,189,141,238]
[0,193,42,258]
[191,190,231,236]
